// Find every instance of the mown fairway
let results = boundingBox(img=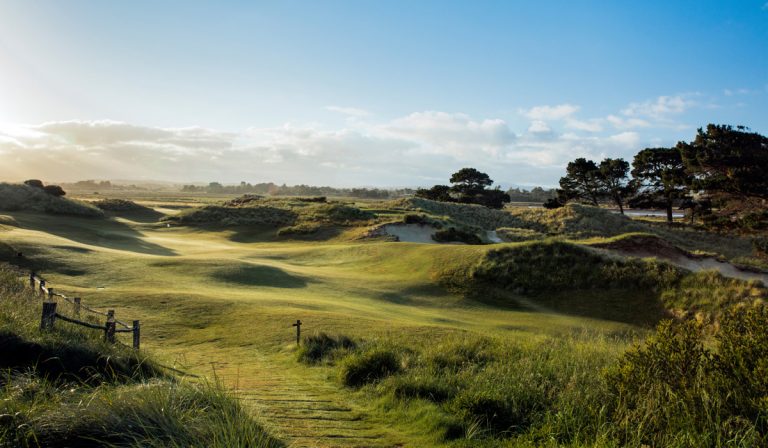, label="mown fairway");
[0,205,658,447]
